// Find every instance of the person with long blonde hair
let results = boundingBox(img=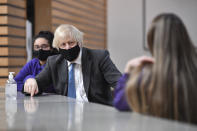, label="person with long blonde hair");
[114,13,197,124]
